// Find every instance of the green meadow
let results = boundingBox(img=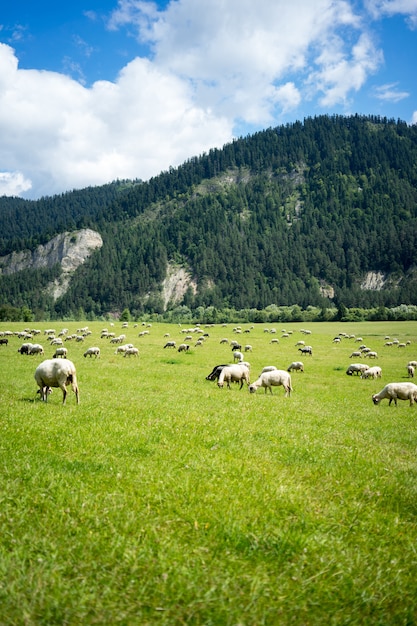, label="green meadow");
[1,320,417,625]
